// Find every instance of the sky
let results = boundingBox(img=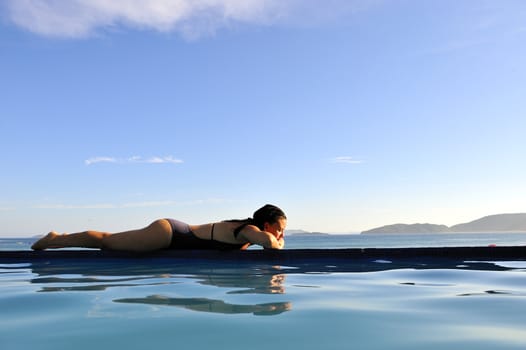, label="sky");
[1,0,526,237]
